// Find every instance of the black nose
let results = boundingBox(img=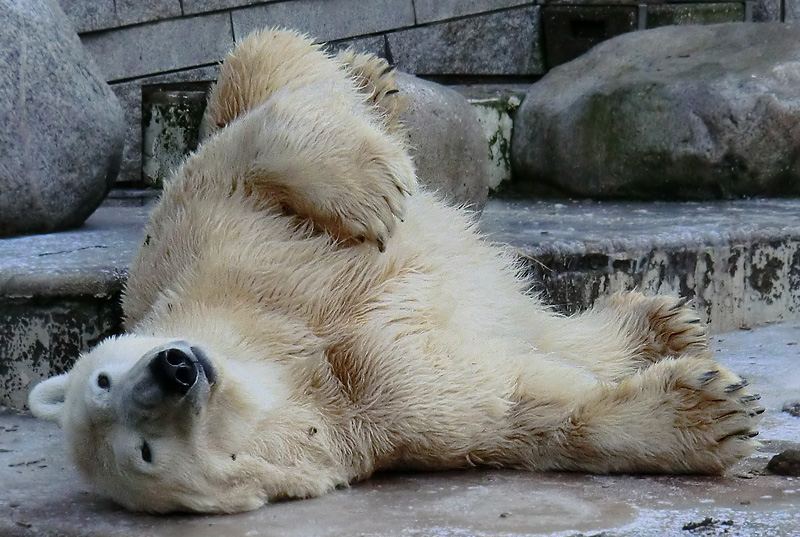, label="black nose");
[148,347,199,396]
